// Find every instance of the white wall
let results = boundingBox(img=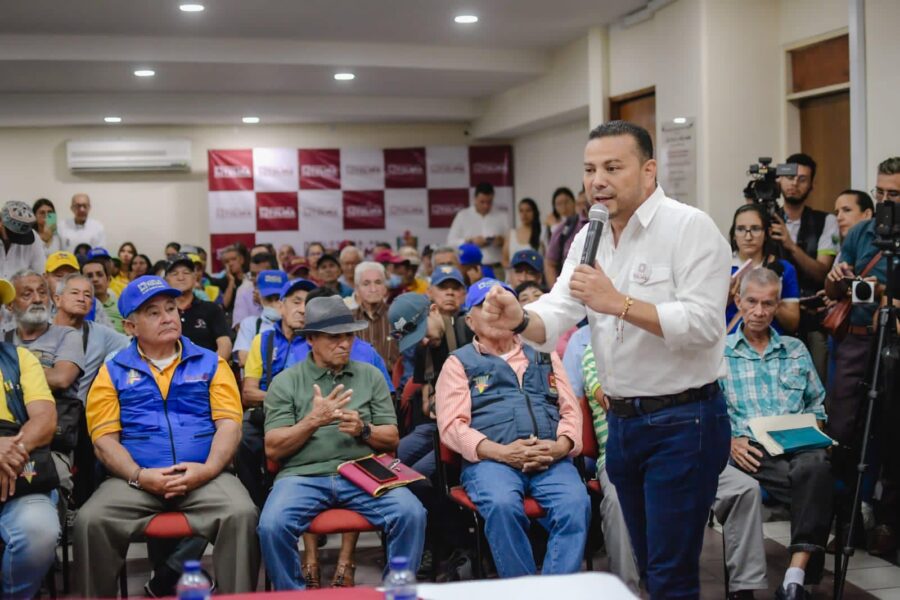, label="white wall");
[865,0,900,185]
[0,122,470,260]
[779,0,848,46]
[512,119,589,224]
